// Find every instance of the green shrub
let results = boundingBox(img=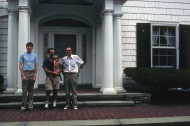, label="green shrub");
[123,67,190,90]
[0,75,4,86]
